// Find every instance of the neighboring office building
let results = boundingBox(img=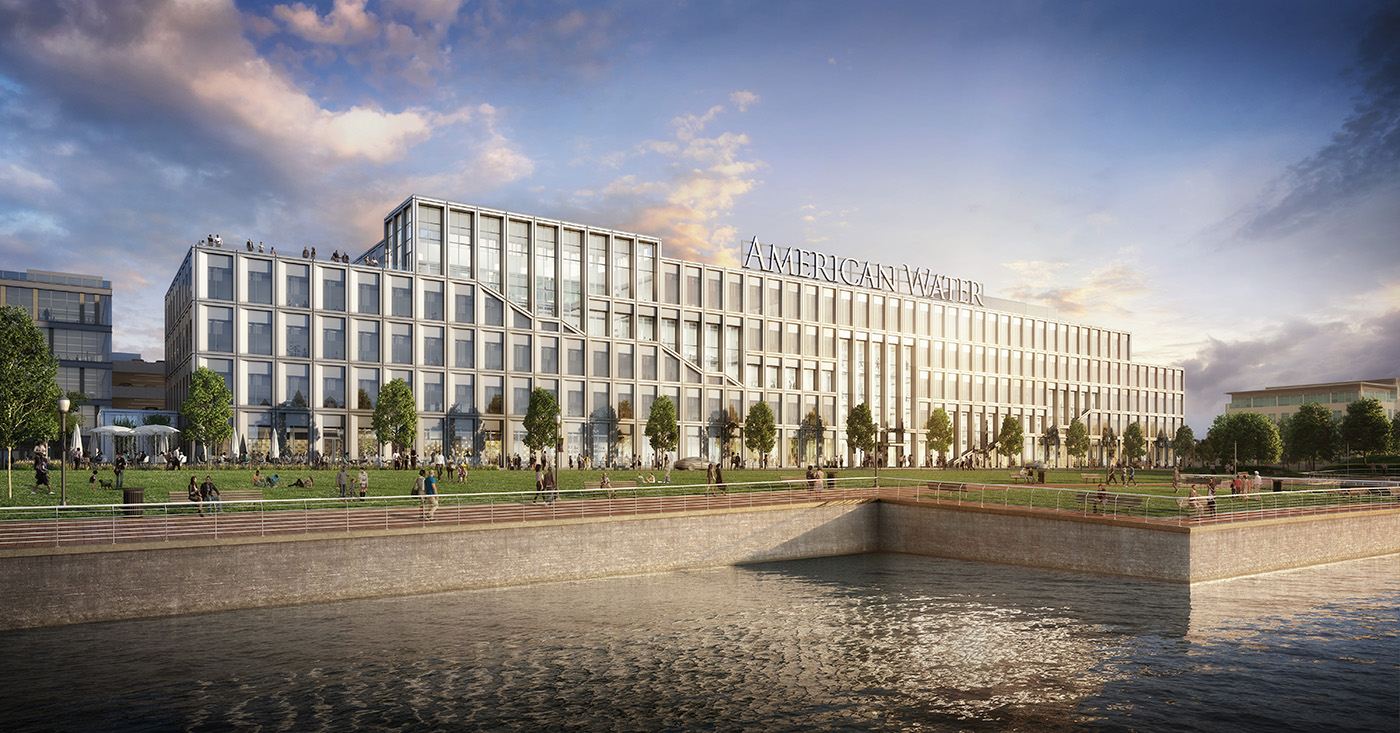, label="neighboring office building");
[1226,379,1399,424]
[164,195,1186,468]
[110,353,167,411]
[0,269,112,453]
